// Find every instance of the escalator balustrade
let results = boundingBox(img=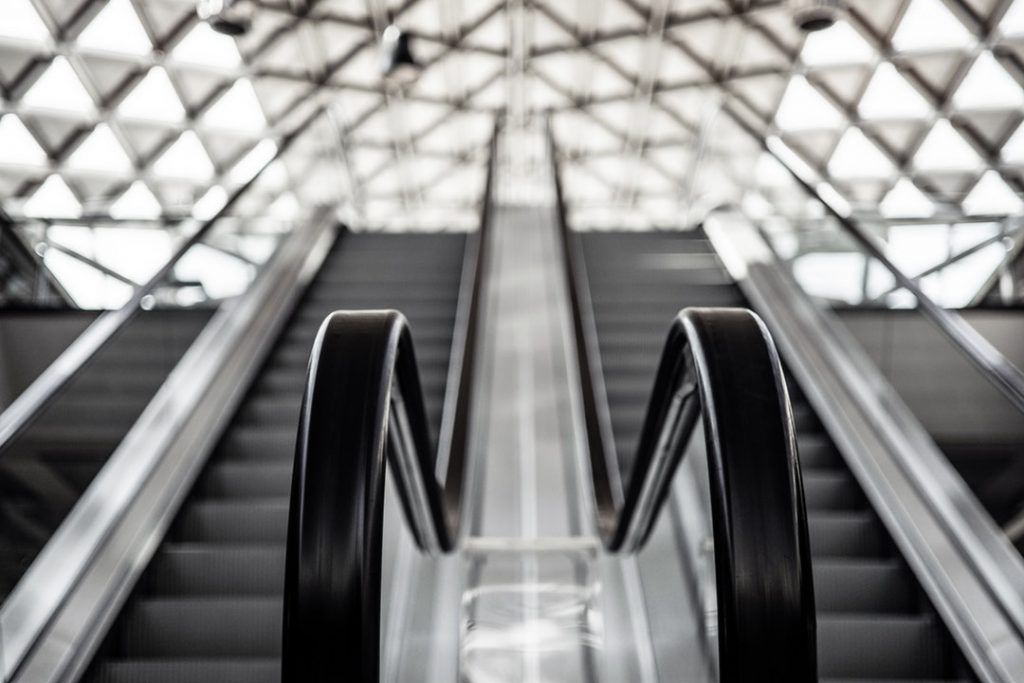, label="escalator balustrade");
[84,233,466,683]
[579,229,975,682]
